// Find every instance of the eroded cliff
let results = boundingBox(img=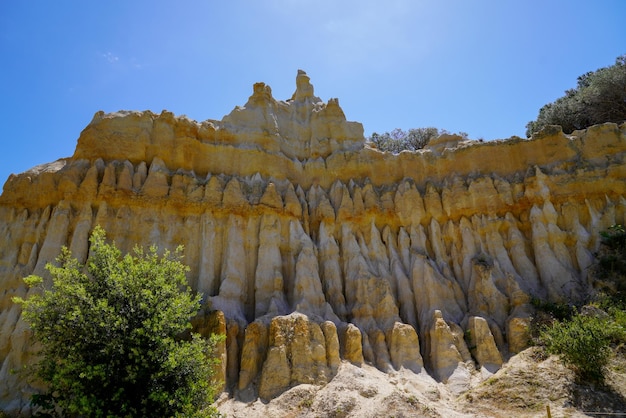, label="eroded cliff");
[1,71,625,414]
